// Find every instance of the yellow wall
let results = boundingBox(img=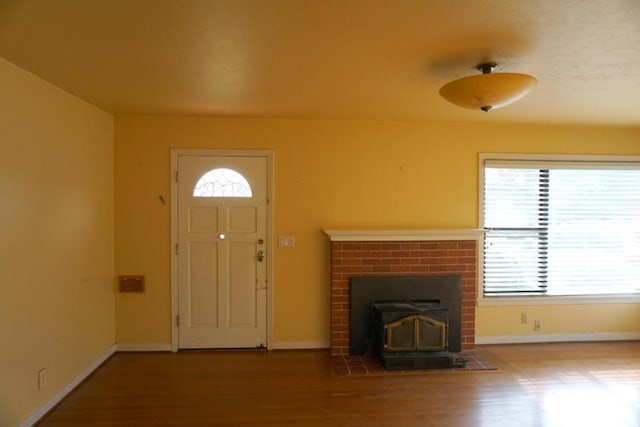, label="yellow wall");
[477,304,640,338]
[114,116,640,346]
[0,58,115,426]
